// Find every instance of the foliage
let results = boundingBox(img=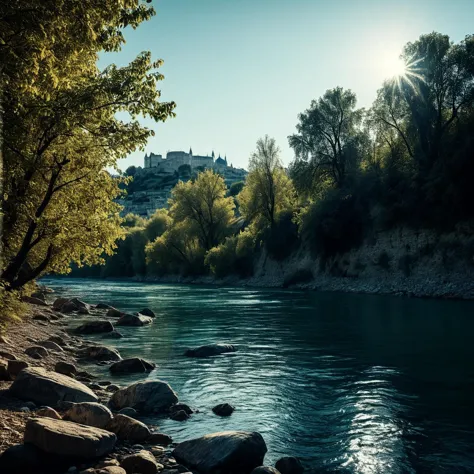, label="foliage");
[144,209,170,241]
[264,211,299,261]
[228,181,245,197]
[123,213,147,228]
[0,0,176,291]
[125,166,138,177]
[238,136,296,228]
